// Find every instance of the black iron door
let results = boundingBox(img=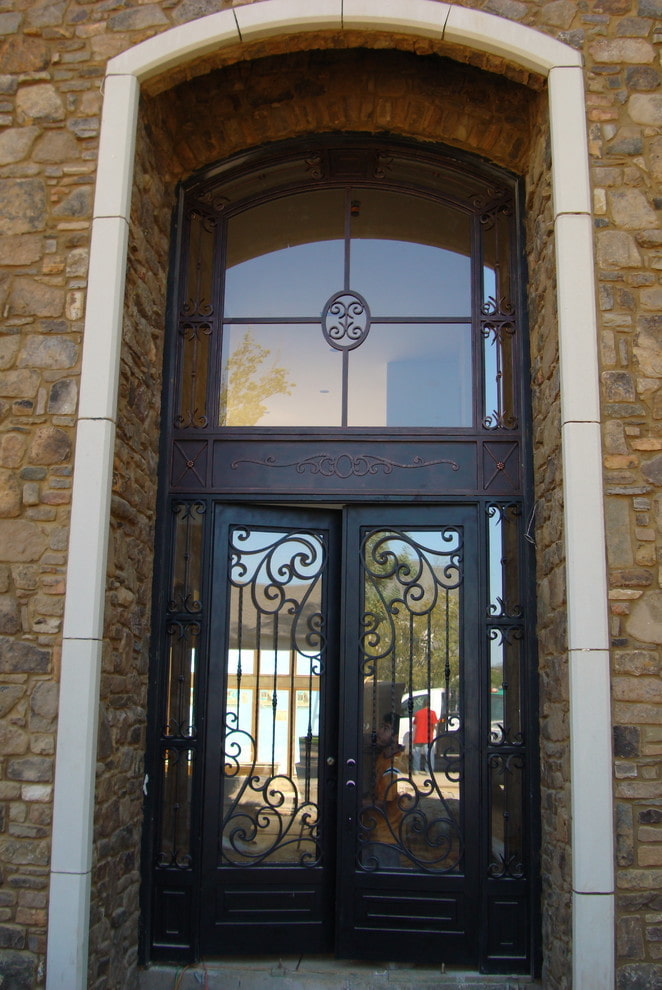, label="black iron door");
[200,502,485,965]
[200,504,340,955]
